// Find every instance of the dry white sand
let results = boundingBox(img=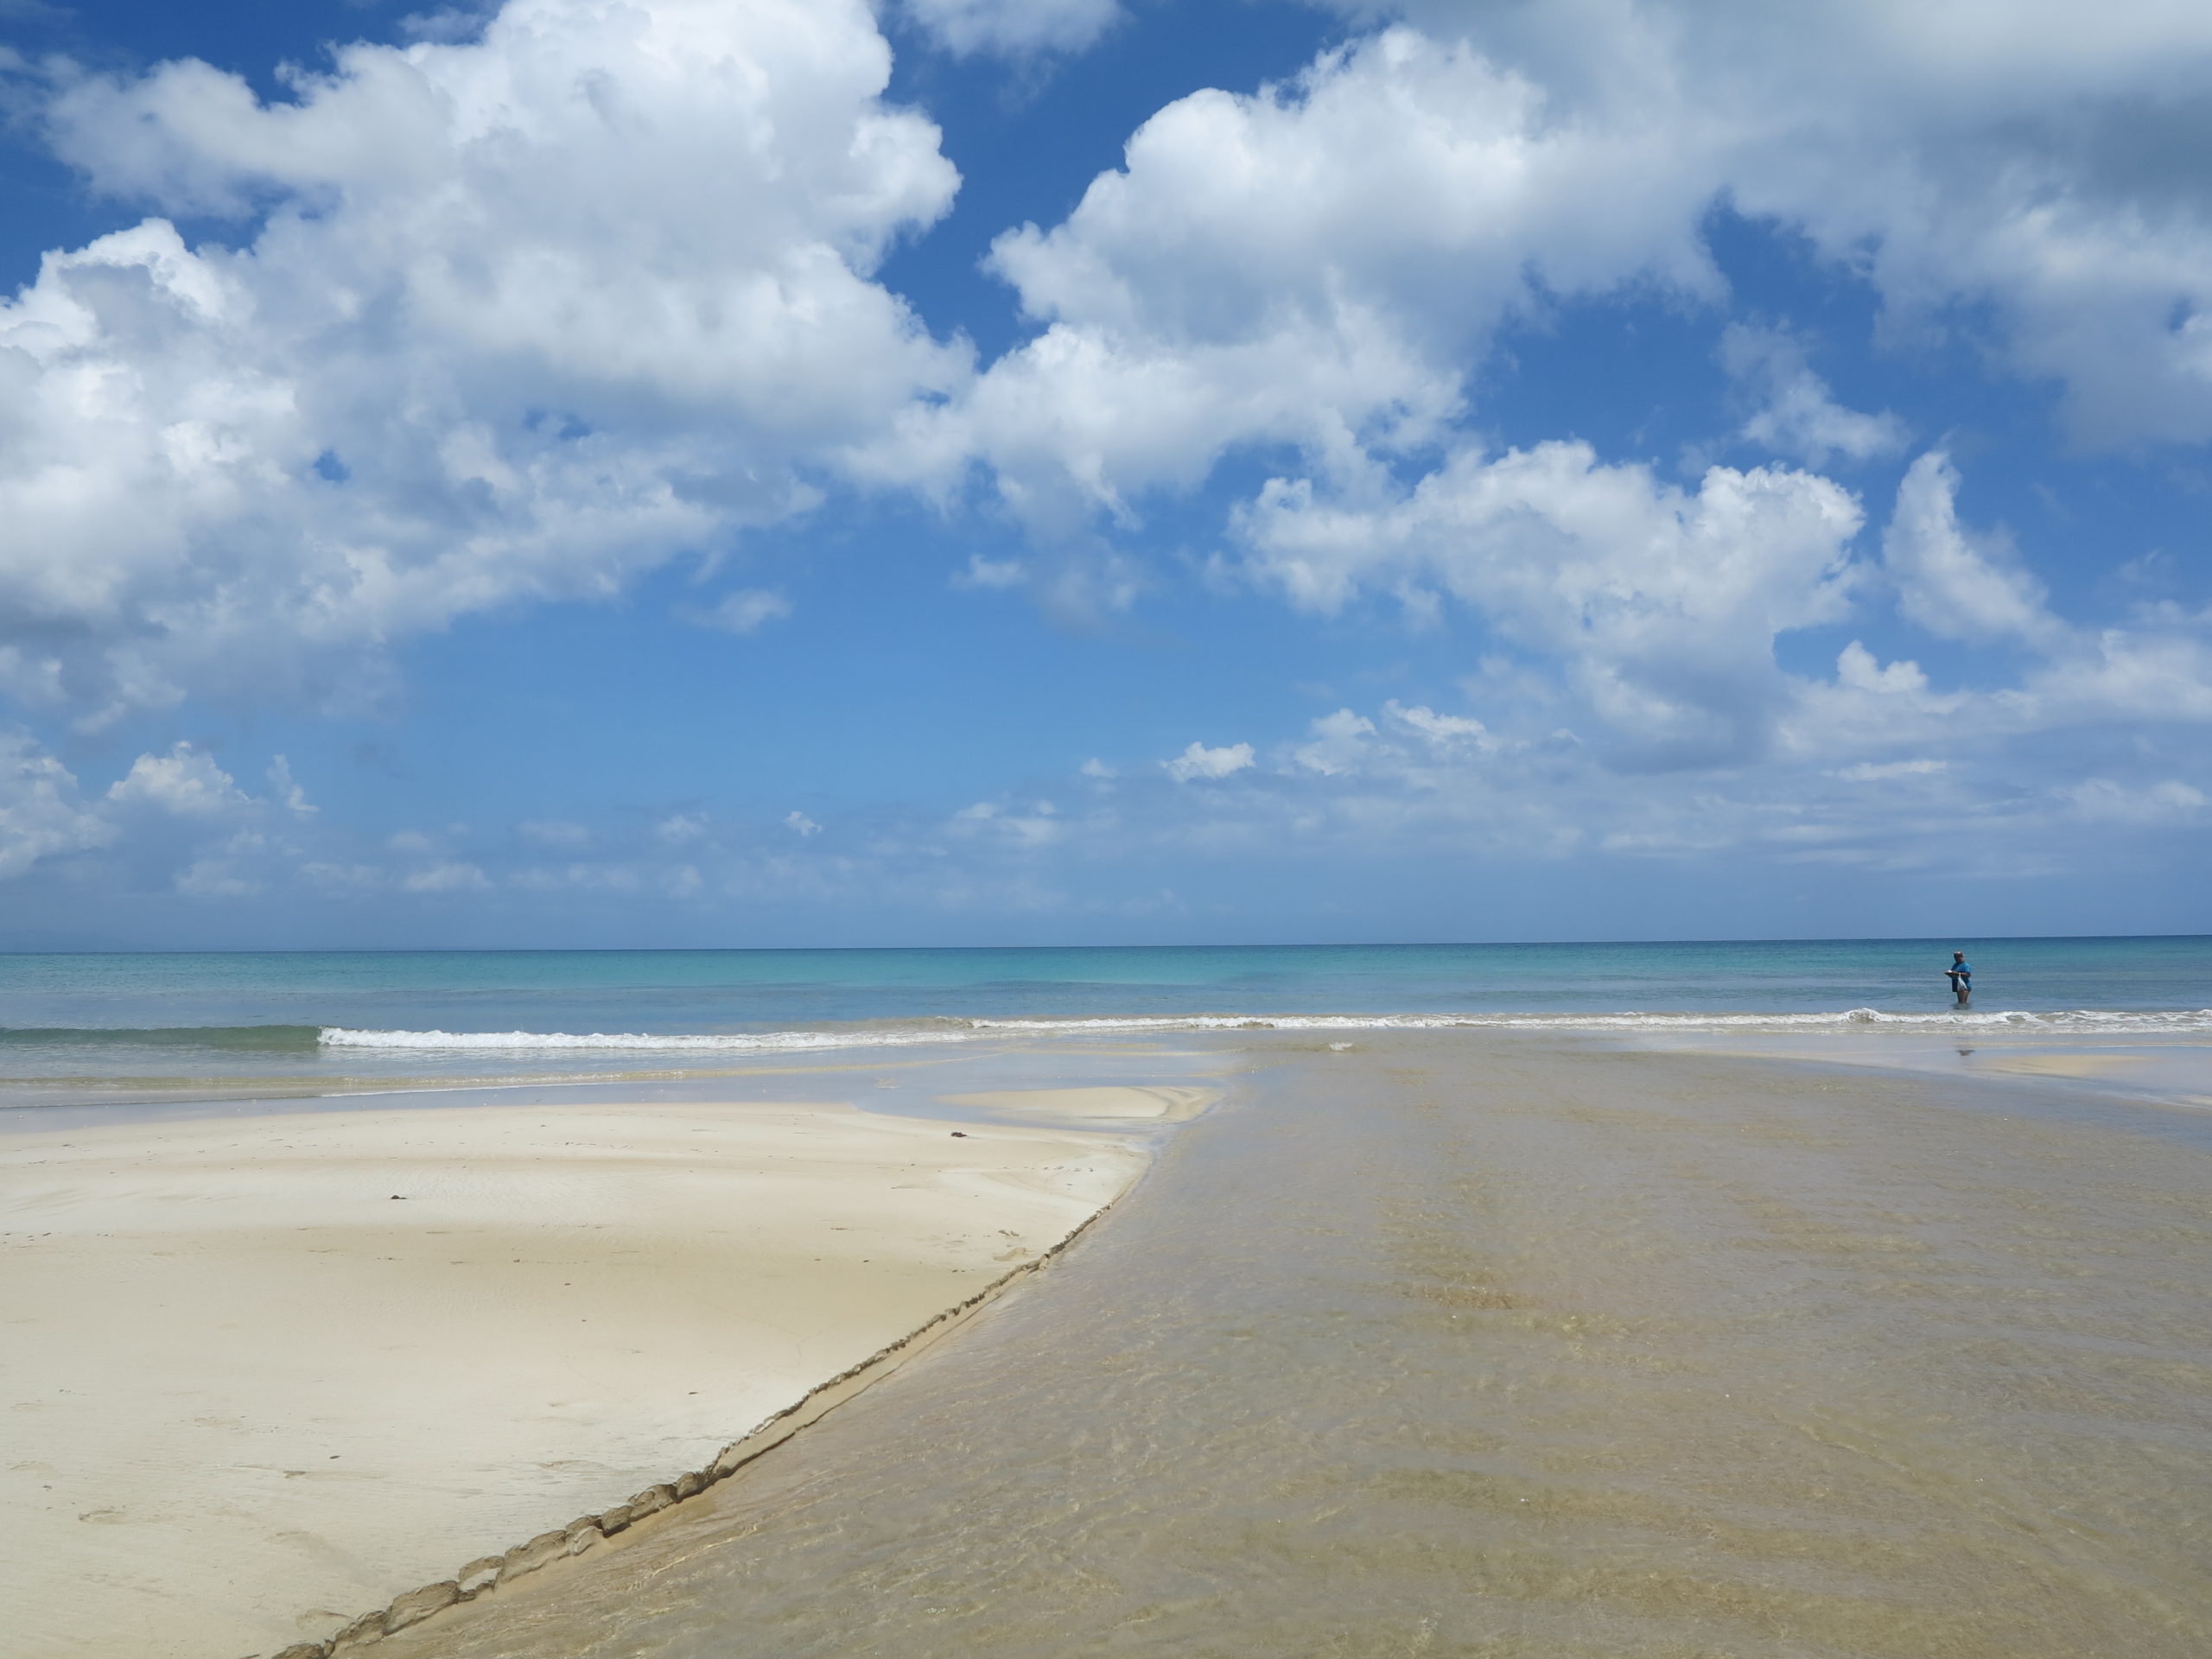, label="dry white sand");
[0,1091,1162,1659]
